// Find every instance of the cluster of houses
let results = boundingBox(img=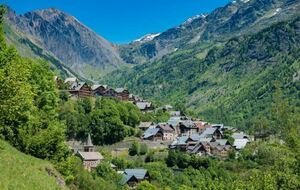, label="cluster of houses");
[60,77,153,111]
[140,111,252,158]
